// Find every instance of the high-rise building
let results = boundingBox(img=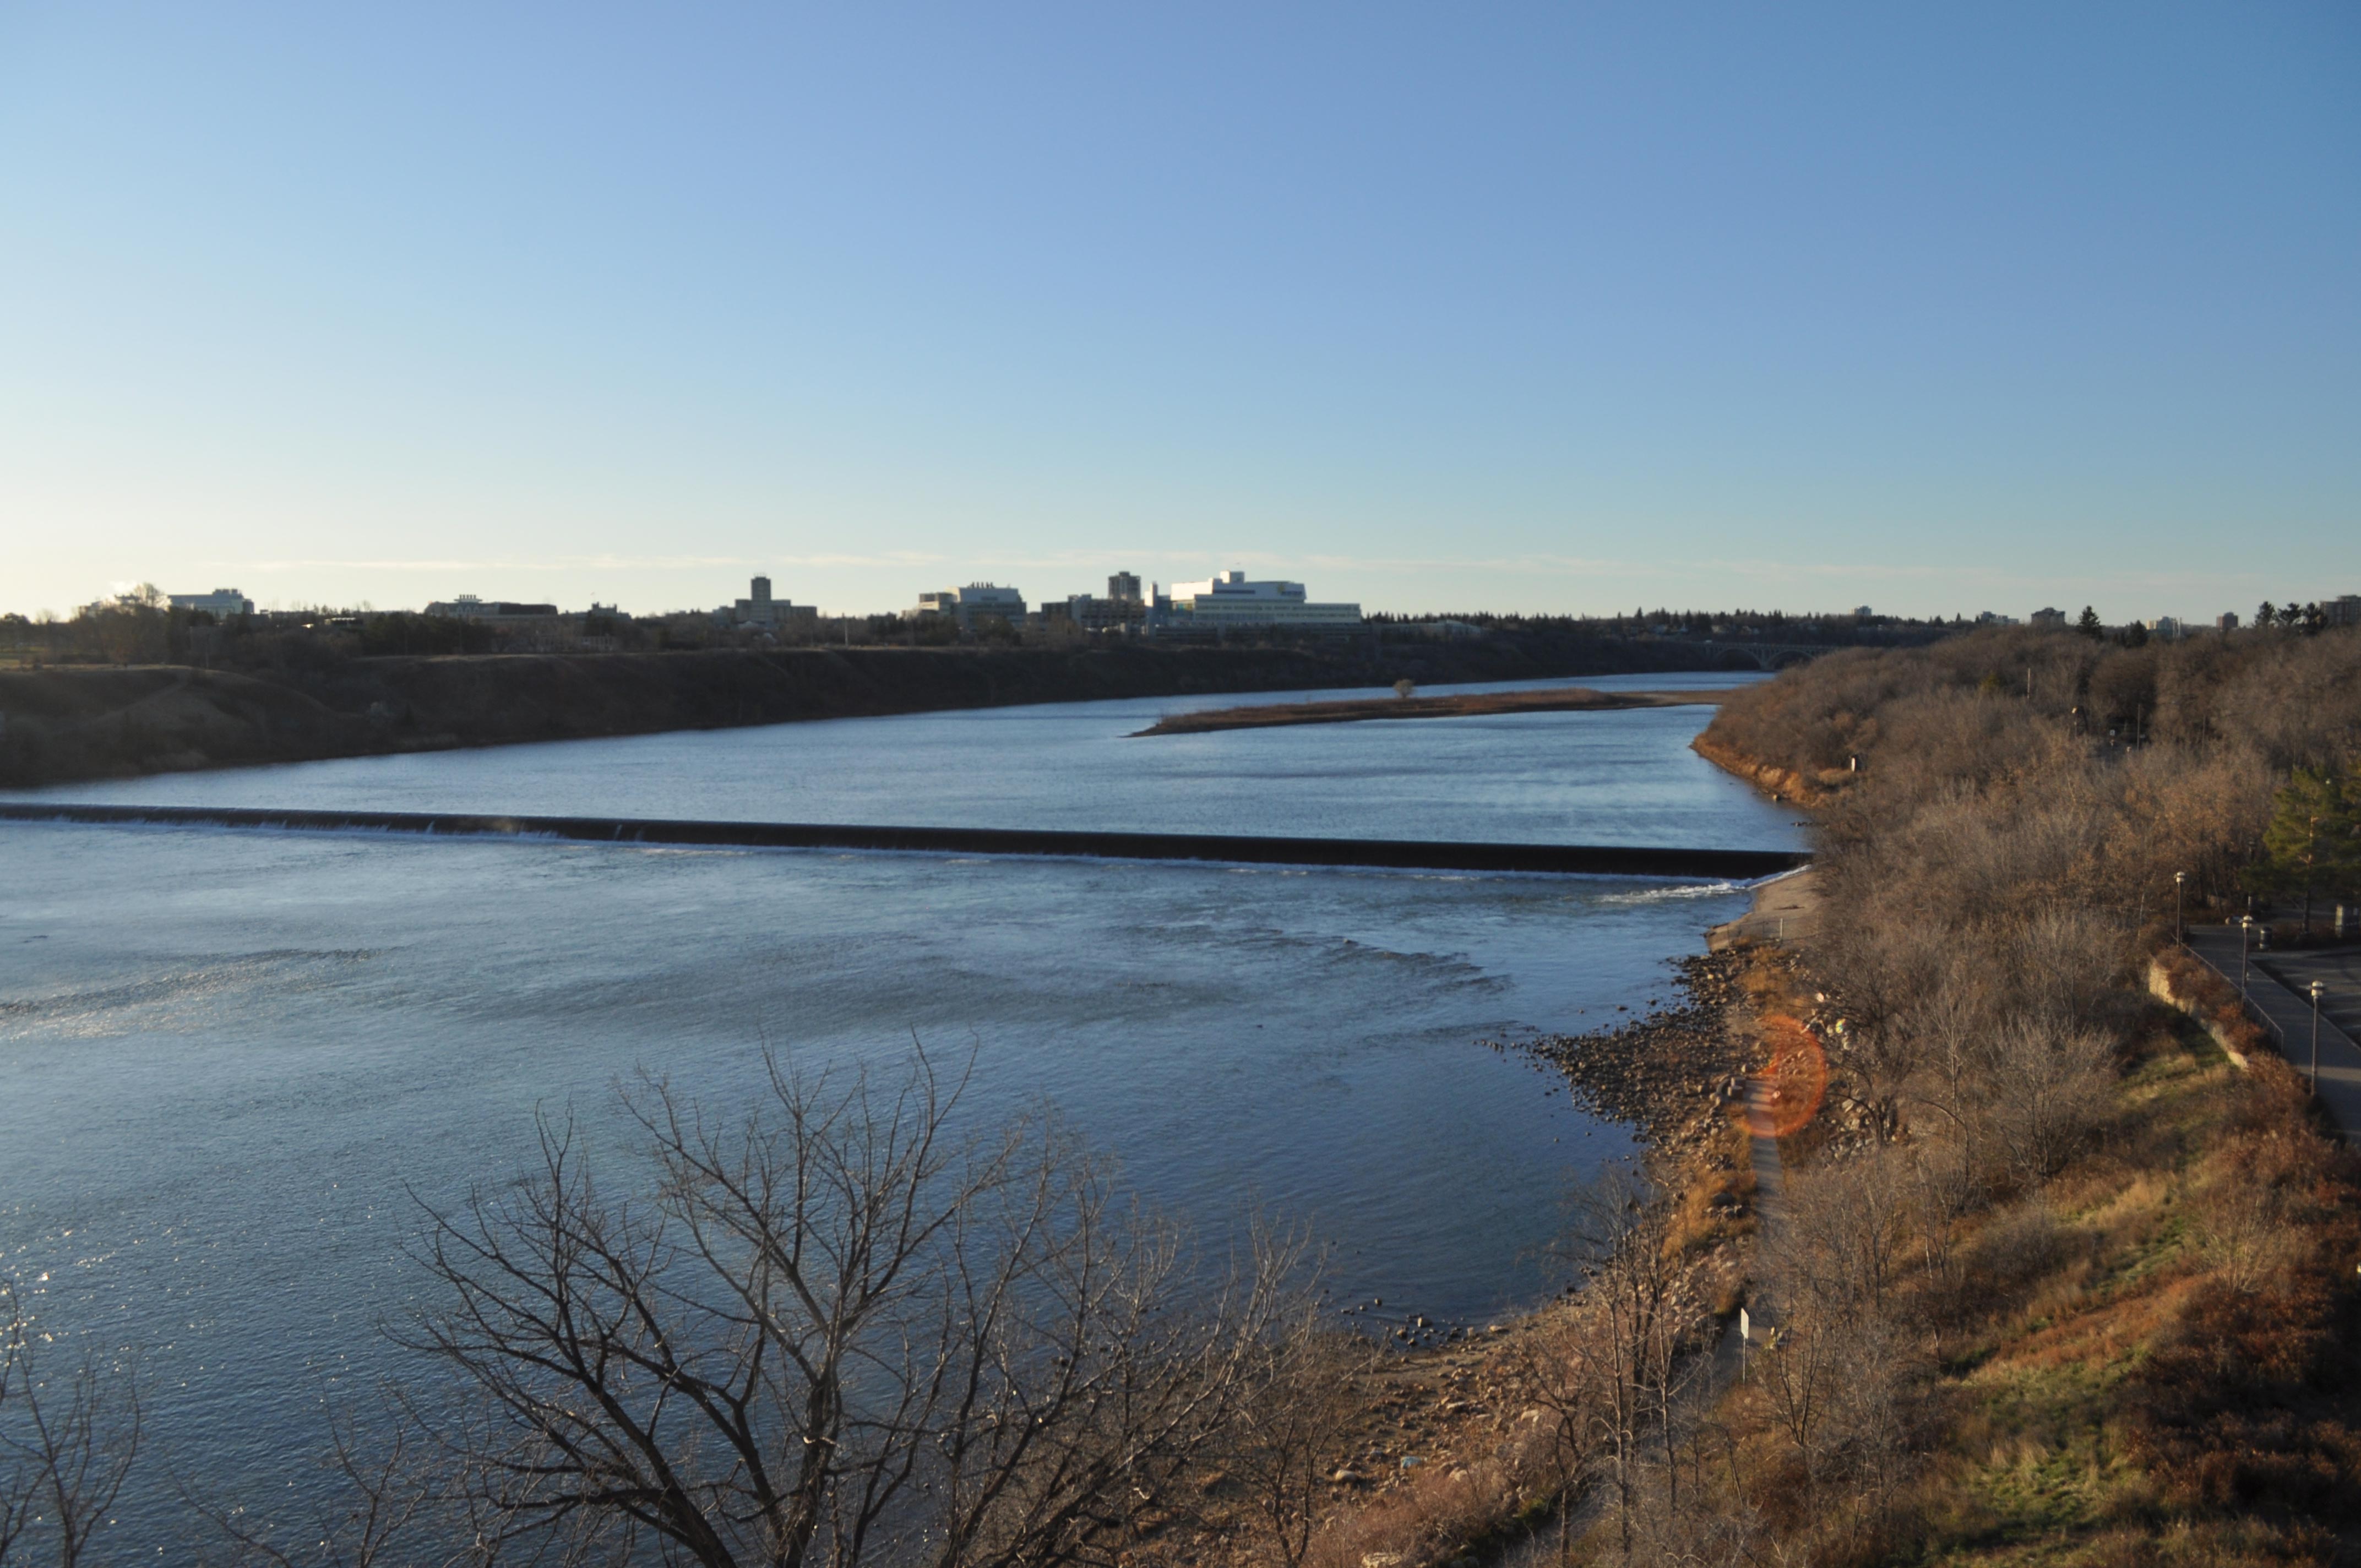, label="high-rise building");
[726,574,815,629]
[1108,571,1142,603]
